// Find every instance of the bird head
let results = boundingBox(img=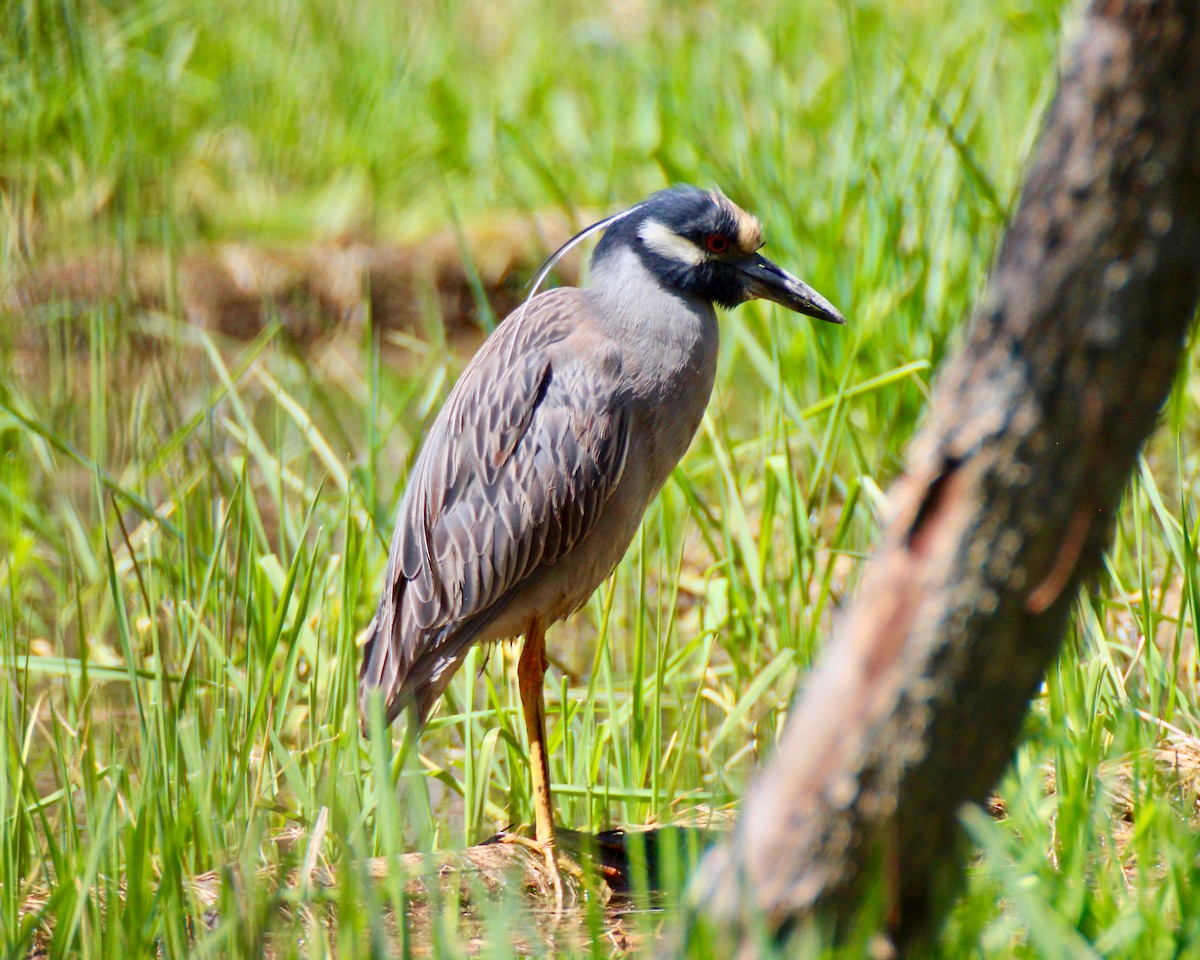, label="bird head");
[591,185,845,324]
